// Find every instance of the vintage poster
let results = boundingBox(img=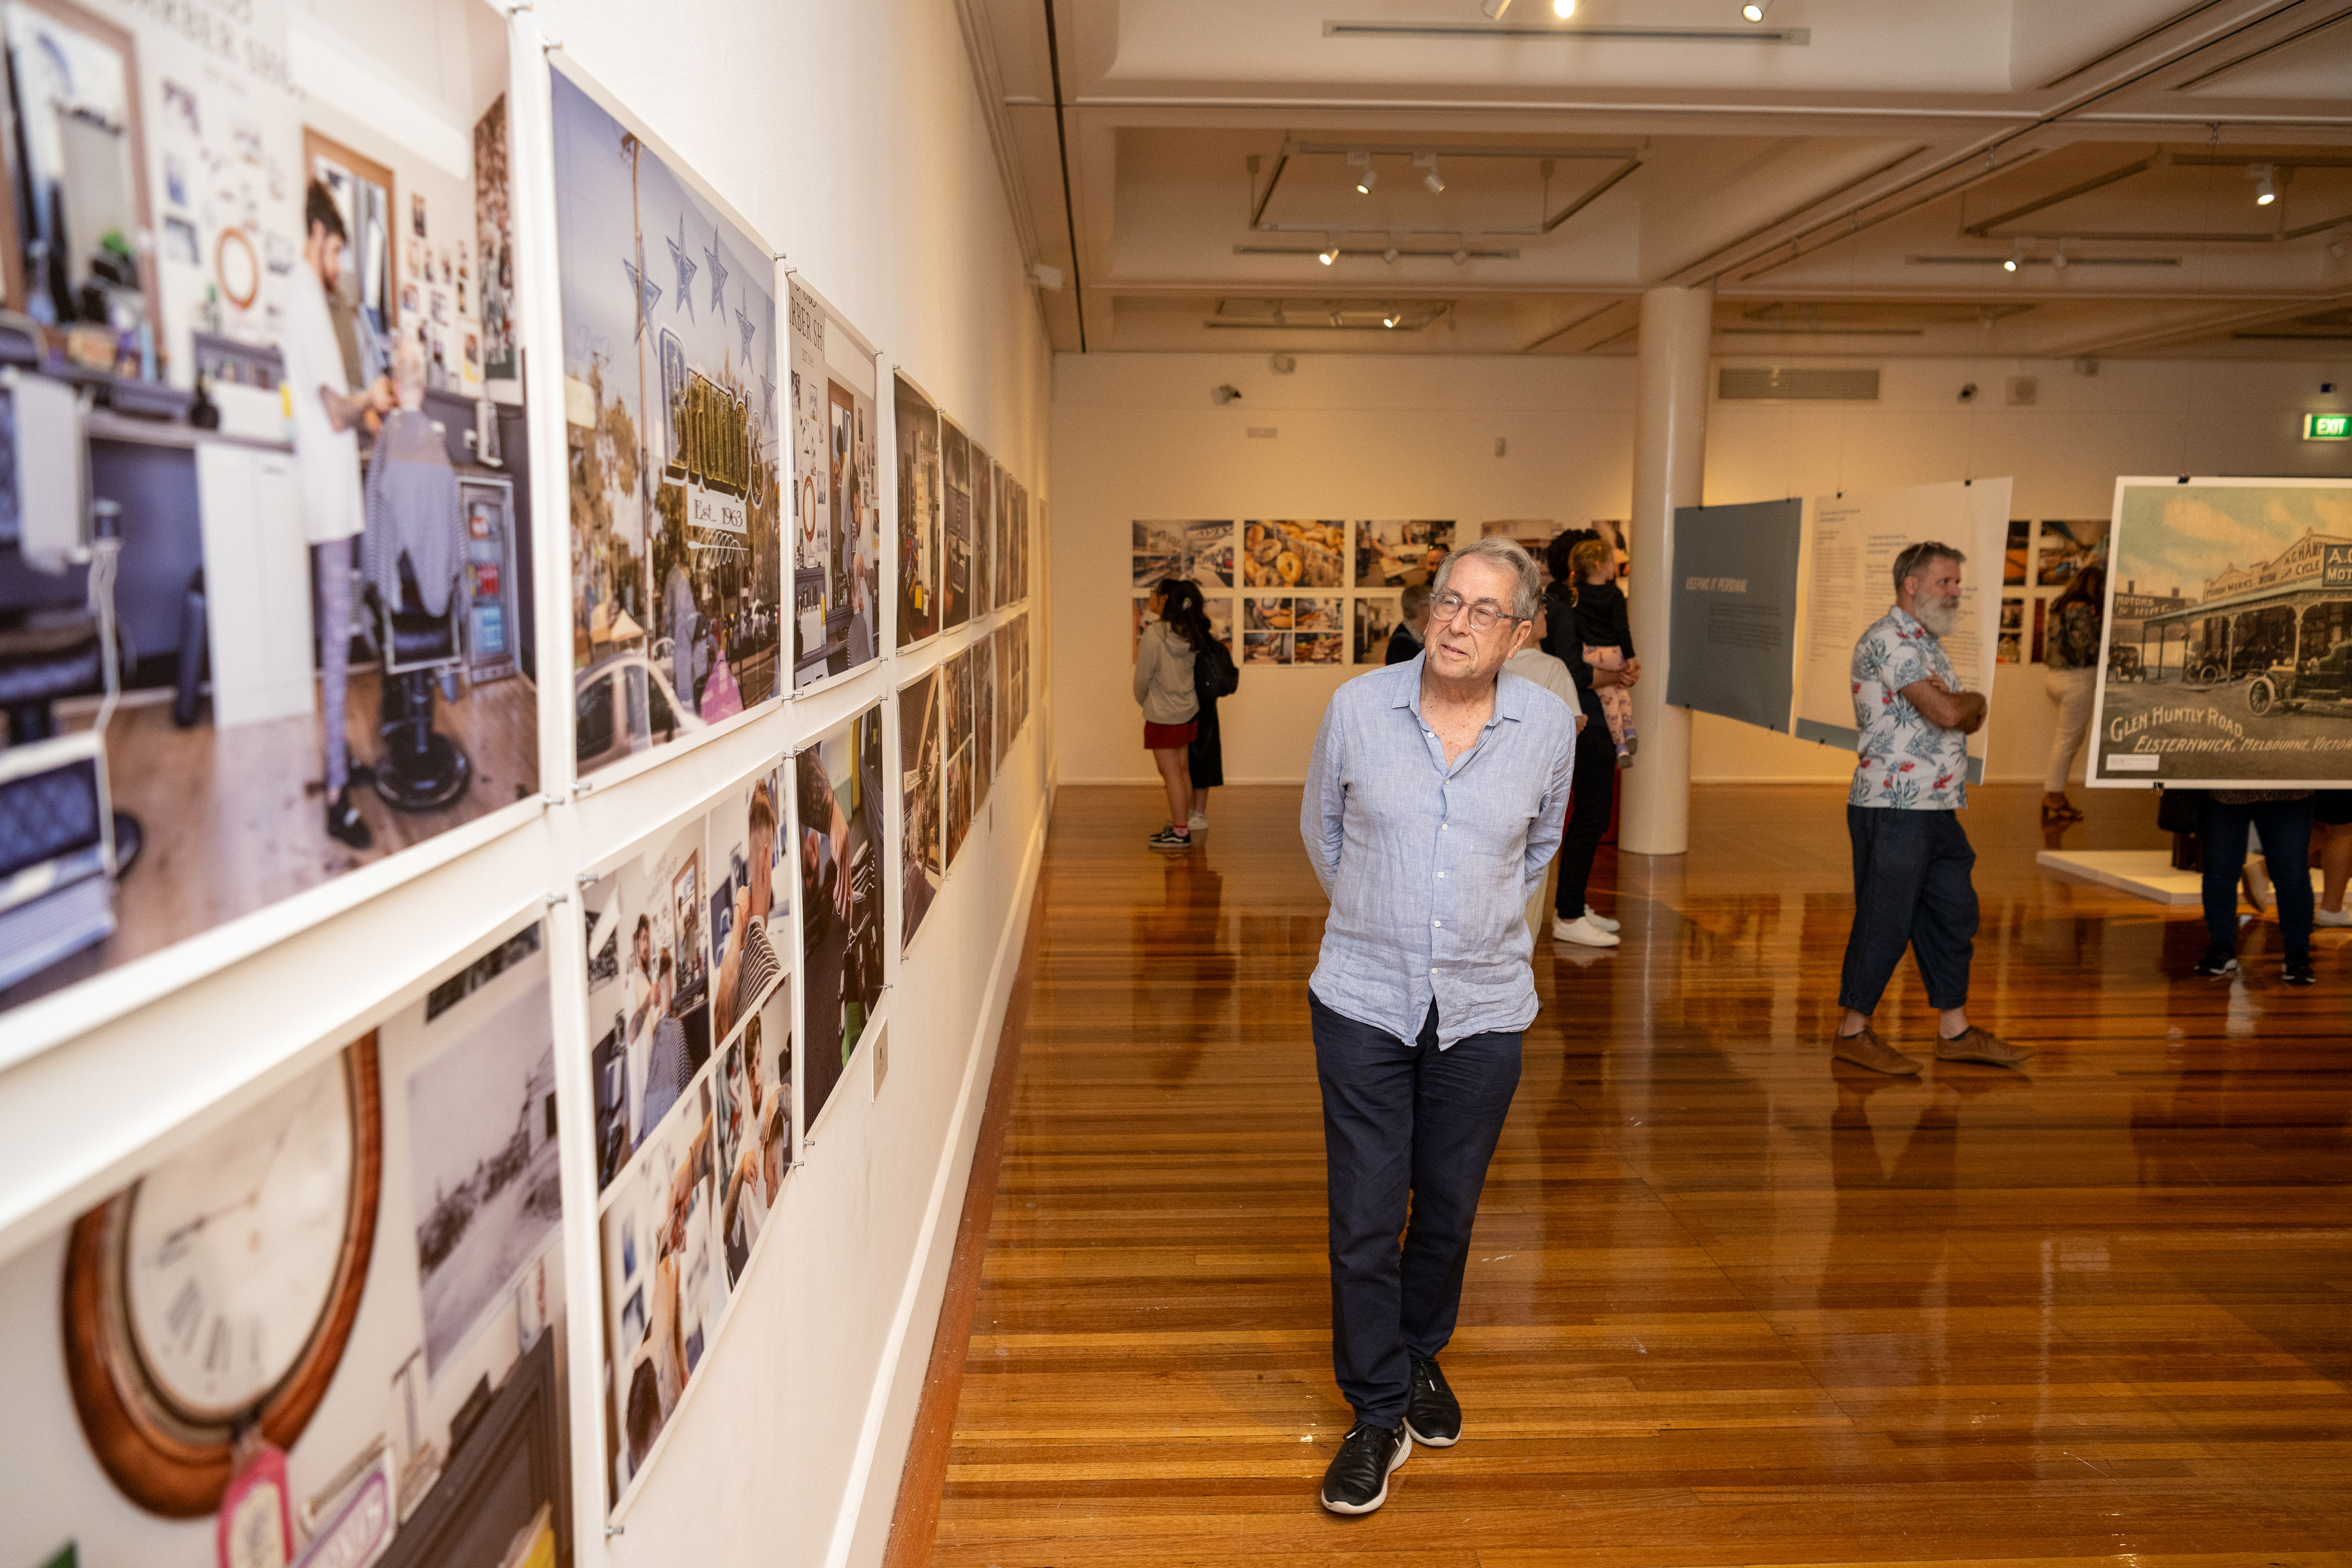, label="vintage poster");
[797,704,887,1128]
[943,417,974,631]
[1792,479,2011,783]
[1354,520,1453,589]
[787,281,883,689]
[2088,478,2352,790]
[896,374,942,647]
[4,921,573,1566]
[974,635,998,812]
[972,448,996,621]
[900,672,944,949]
[943,649,976,868]
[1354,596,1402,664]
[1245,519,1345,589]
[553,66,782,776]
